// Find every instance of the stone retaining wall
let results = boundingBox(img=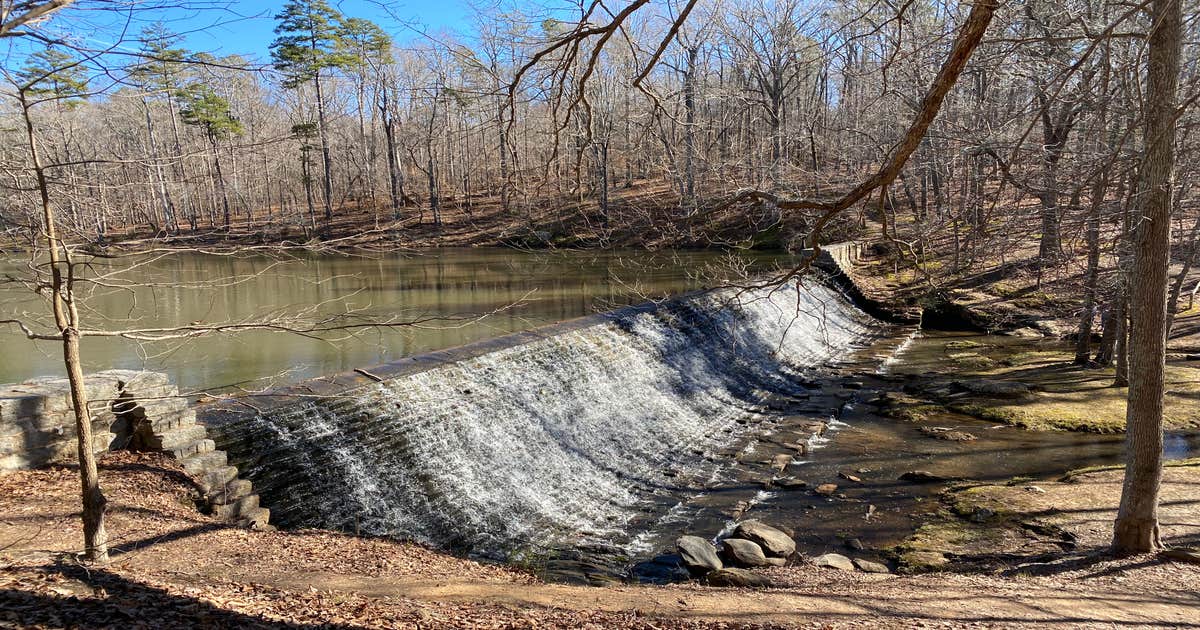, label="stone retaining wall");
[0,370,267,528]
